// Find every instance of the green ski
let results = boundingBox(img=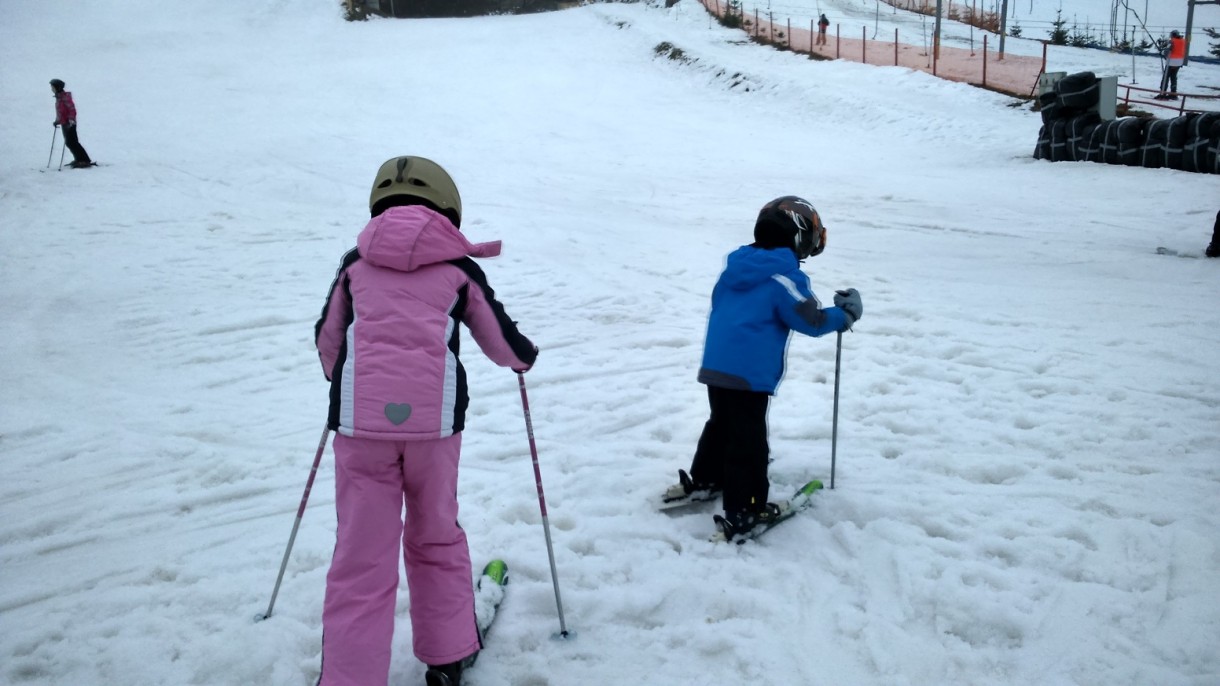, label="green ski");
[427,560,509,686]
[710,479,824,544]
[474,560,508,642]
